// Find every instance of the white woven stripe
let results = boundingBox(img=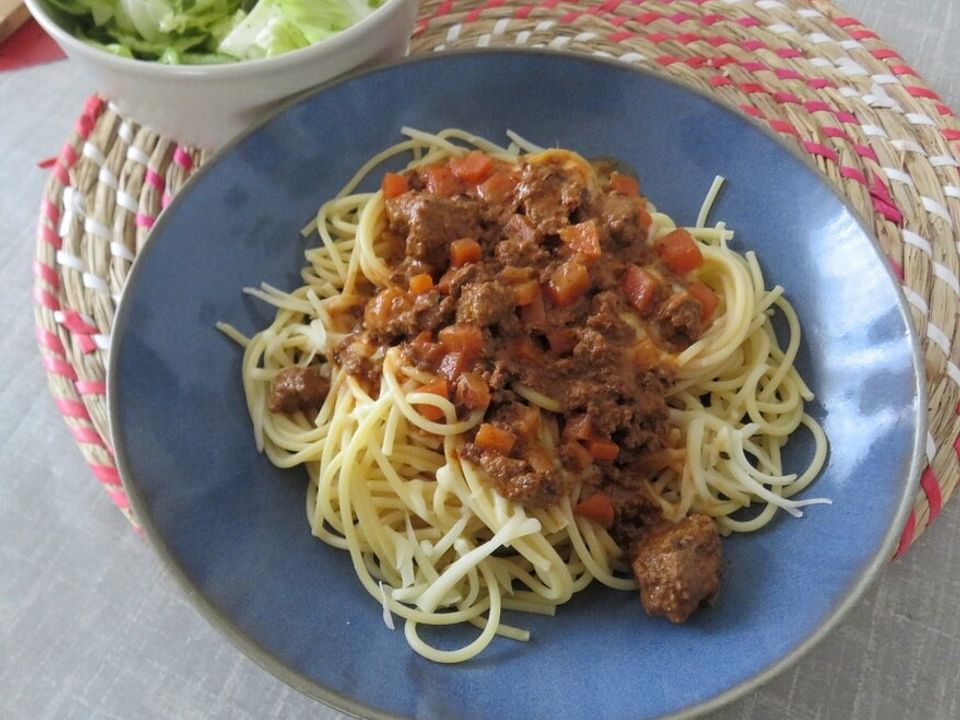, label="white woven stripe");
[902,286,929,315]
[926,433,937,464]
[619,52,646,63]
[883,168,914,186]
[927,324,952,355]
[116,191,138,213]
[902,229,933,256]
[82,142,106,167]
[836,58,868,77]
[892,139,925,154]
[118,121,134,146]
[933,263,960,295]
[905,113,936,126]
[516,31,531,45]
[574,32,597,42]
[768,24,795,34]
[126,145,150,166]
[839,40,863,50]
[55,250,84,273]
[860,124,888,138]
[549,35,570,48]
[81,273,110,295]
[922,197,955,227]
[59,186,84,235]
[110,242,136,262]
[433,43,446,51]
[757,0,785,8]
[83,216,111,241]
[948,362,960,387]
[871,74,899,85]
[593,50,613,58]
[808,32,831,44]
[94,334,111,350]
[839,87,859,98]
[809,57,832,68]
[931,155,960,168]
[493,18,509,35]
[97,165,118,190]
[535,20,554,32]
[944,186,960,199]
[477,34,491,47]
[796,7,823,17]
[446,23,461,43]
